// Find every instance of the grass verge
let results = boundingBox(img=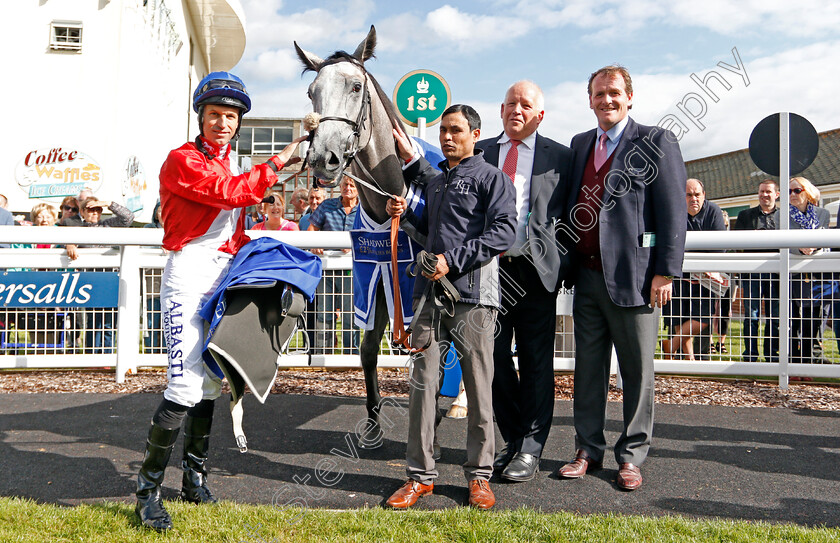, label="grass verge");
[0,497,837,542]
